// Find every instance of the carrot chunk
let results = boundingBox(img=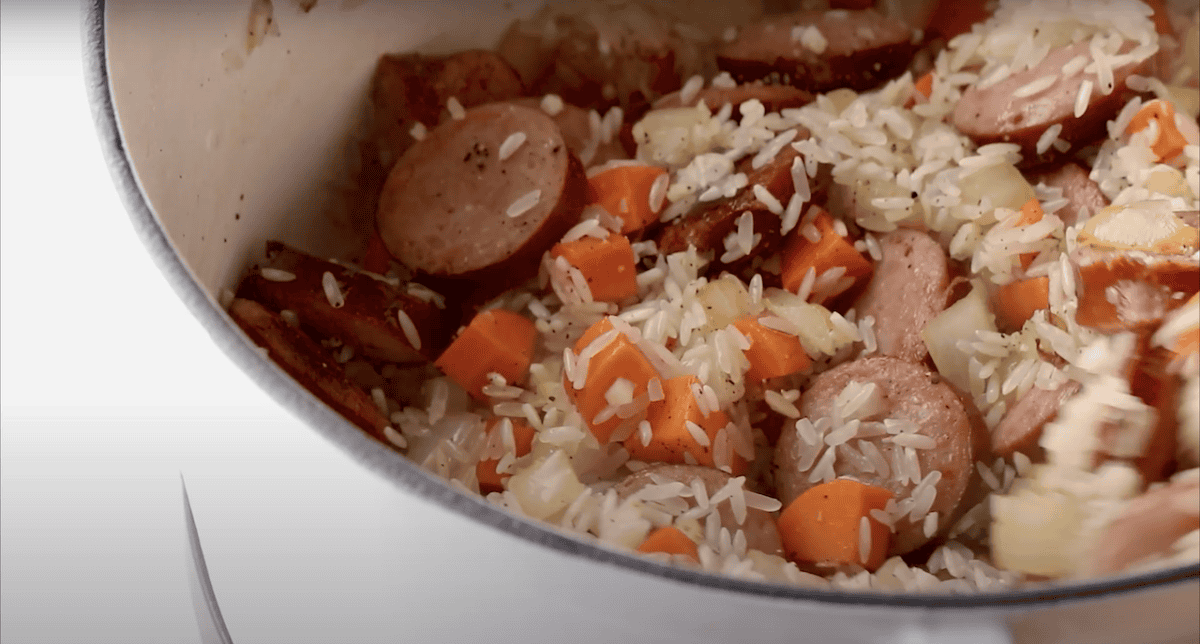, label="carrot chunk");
[1012,198,1046,269]
[625,375,747,475]
[777,478,894,572]
[434,309,537,401]
[906,71,935,107]
[993,276,1050,332]
[636,526,699,562]
[780,208,873,302]
[587,164,669,234]
[1127,100,1189,162]
[566,318,659,444]
[733,315,812,381]
[1076,258,1200,331]
[550,232,639,302]
[476,418,537,494]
